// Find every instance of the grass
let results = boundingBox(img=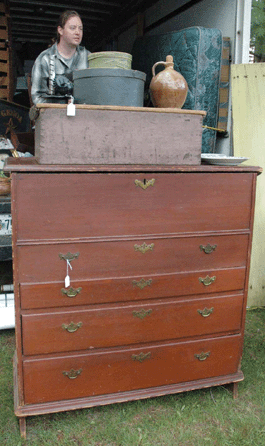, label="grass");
[1,308,265,445]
